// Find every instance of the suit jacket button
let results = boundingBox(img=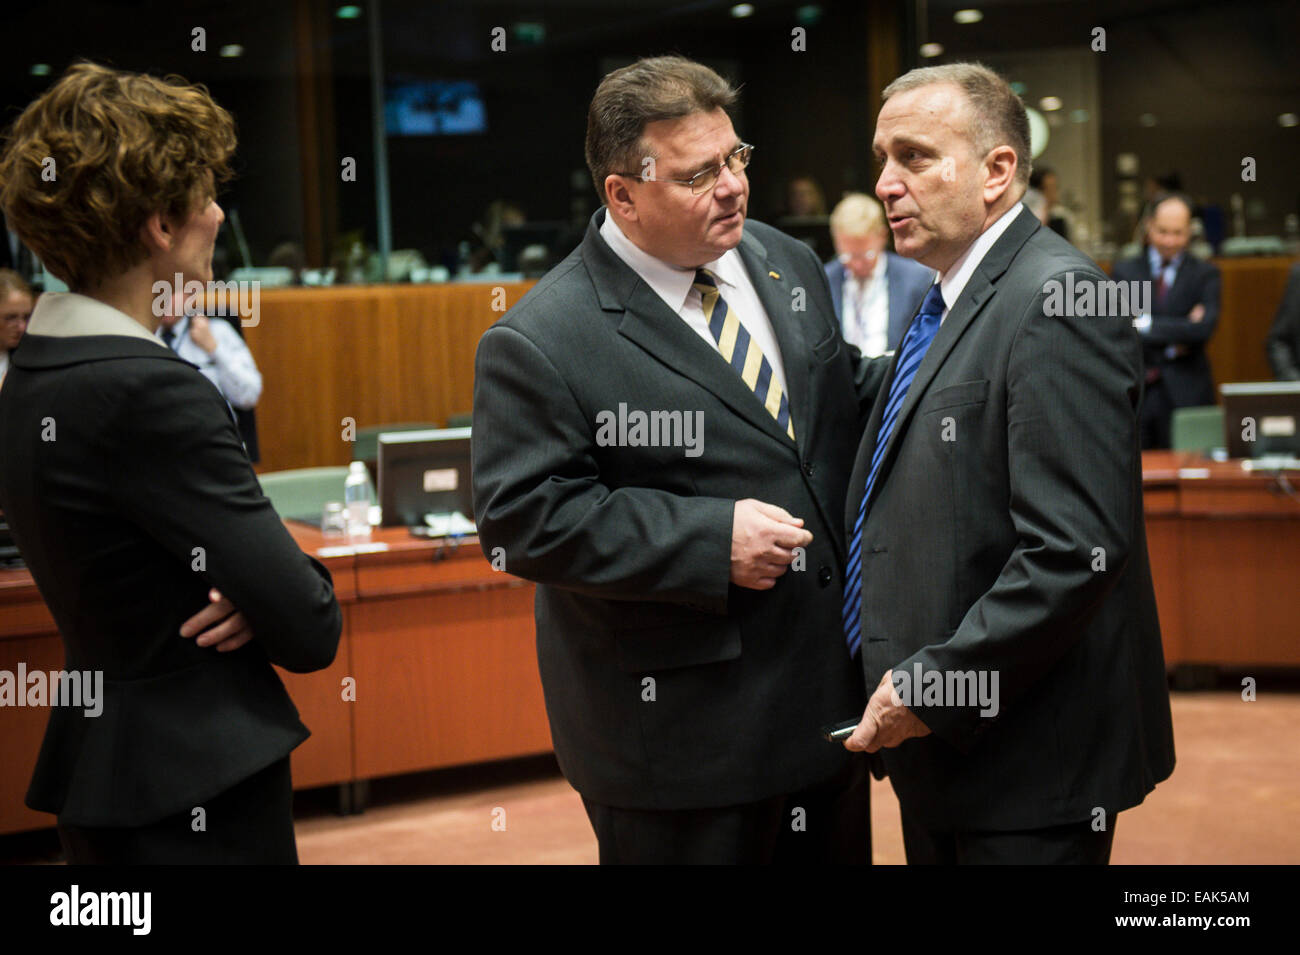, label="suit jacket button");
[802,461,815,476]
[818,565,832,587]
